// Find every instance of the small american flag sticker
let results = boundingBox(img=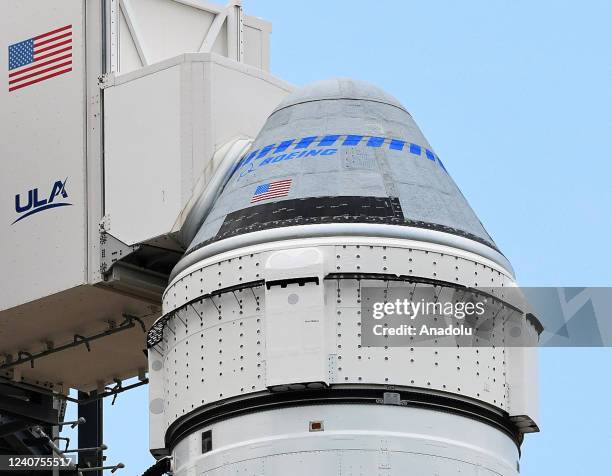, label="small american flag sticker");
[8,24,72,92]
[251,178,293,203]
